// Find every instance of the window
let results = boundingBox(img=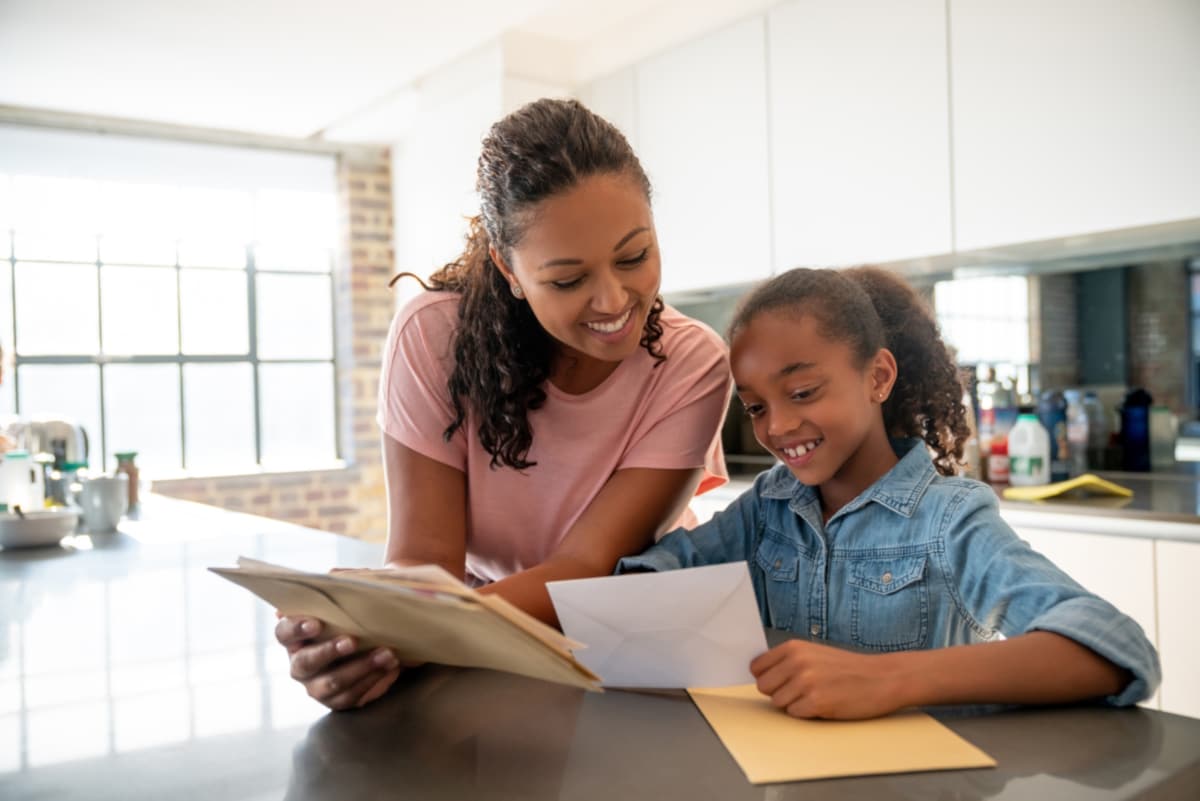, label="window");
[0,145,339,477]
[933,274,1033,391]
